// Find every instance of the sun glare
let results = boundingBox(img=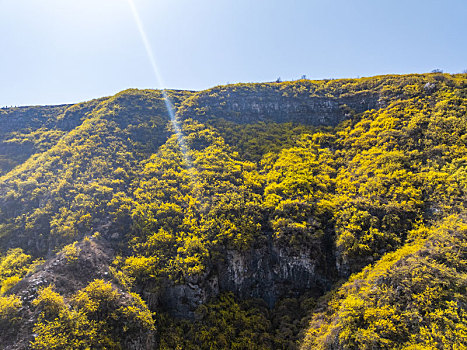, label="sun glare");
[126,0,195,175]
